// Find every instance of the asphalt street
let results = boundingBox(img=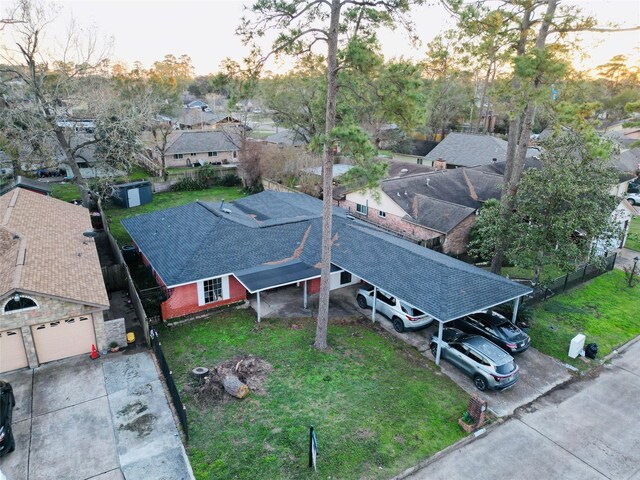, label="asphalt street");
[406,337,640,480]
